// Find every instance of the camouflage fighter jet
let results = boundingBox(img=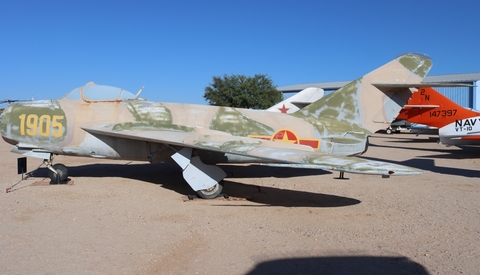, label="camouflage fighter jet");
[0,53,432,199]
